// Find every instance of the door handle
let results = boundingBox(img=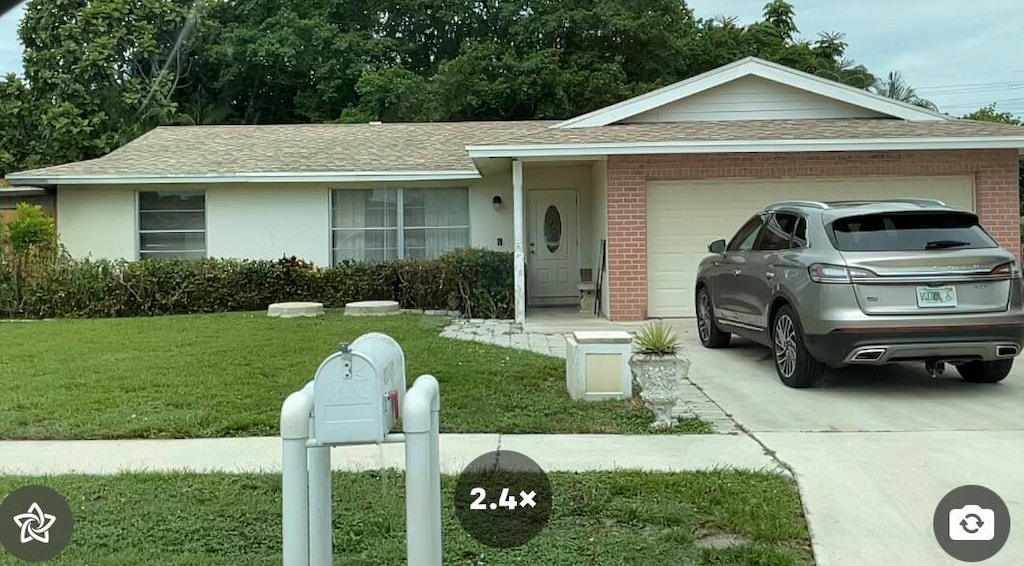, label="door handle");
[733,269,742,276]
[766,271,775,279]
